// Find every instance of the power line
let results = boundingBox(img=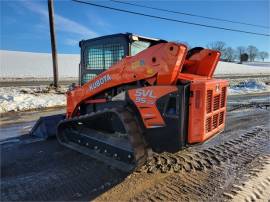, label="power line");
[111,0,269,29]
[71,0,270,37]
